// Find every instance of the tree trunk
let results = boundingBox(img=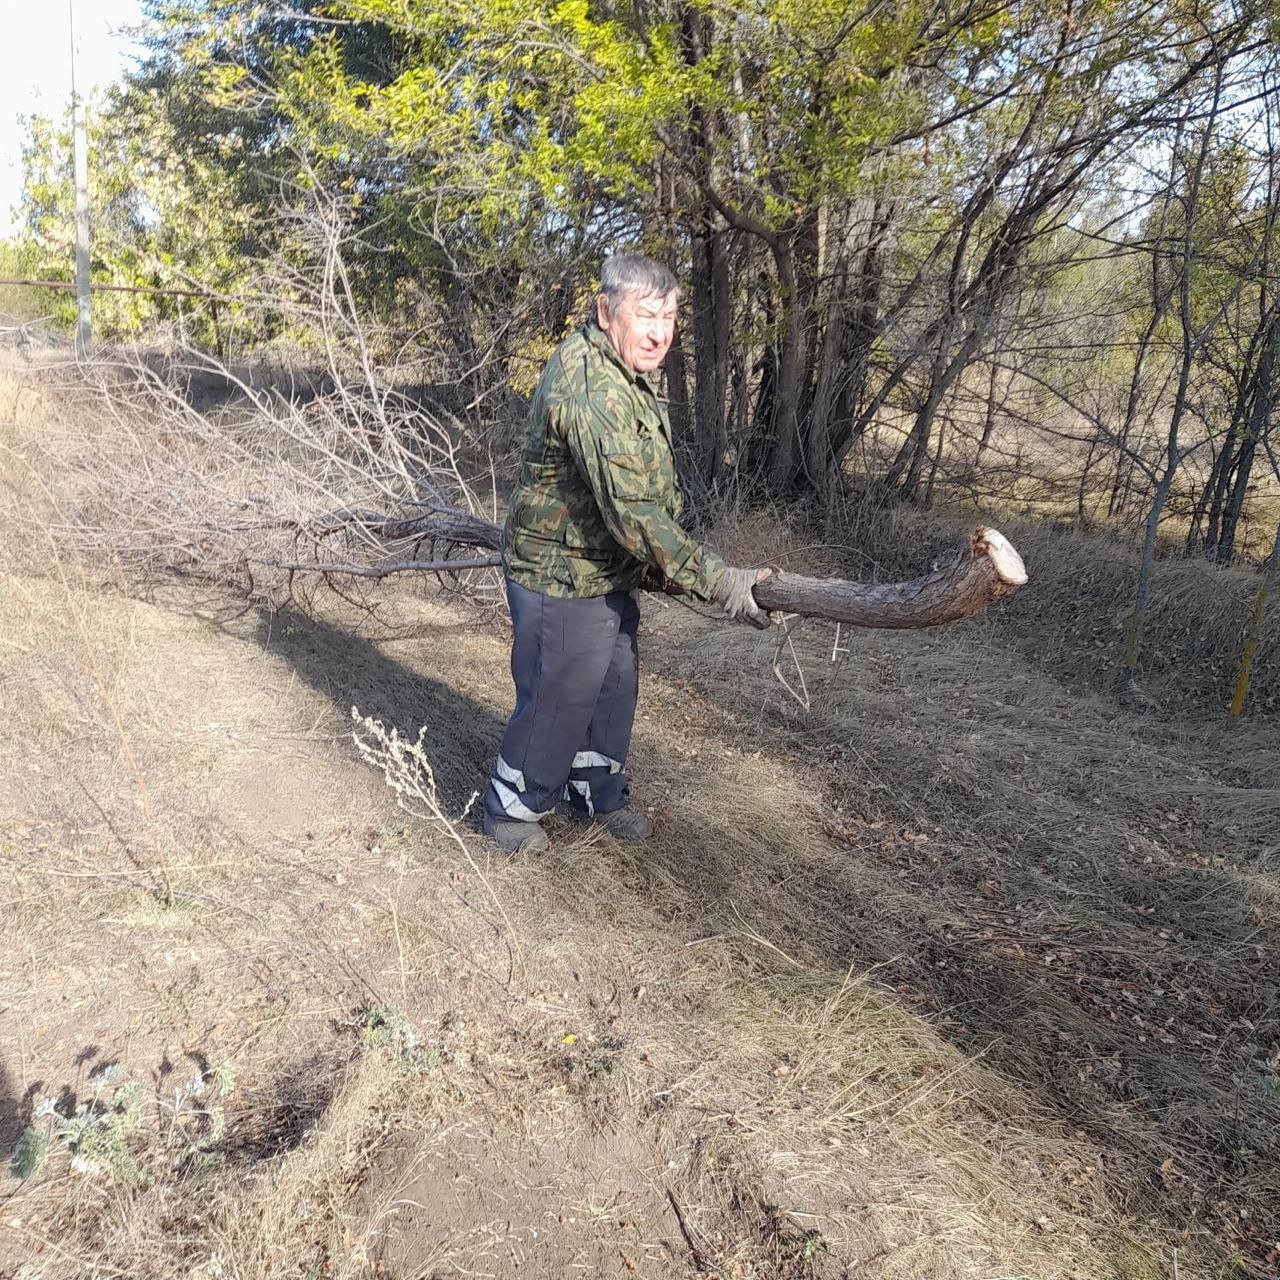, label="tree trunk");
[829,216,892,473]
[1119,463,1175,689]
[923,412,948,509]
[679,7,731,487]
[970,348,1002,479]
[1216,327,1273,563]
[1216,431,1259,565]
[662,325,698,496]
[766,238,804,492]
[1111,142,1178,522]
[1077,438,1098,526]
[690,213,731,484]
[887,324,981,500]
[1194,416,1238,557]
[1121,88,1225,692]
[804,263,847,485]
